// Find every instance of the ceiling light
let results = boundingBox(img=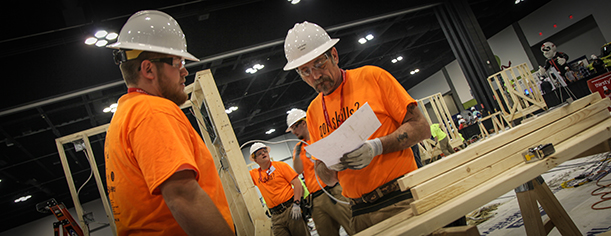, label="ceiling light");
[365,34,374,41]
[397,56,403,61]
[106,32,118,40]
[246,68,257,74]
[358,38,367,44]
[95,40,108,47]
[225,106,238,114]
[265,129,275,135]
[85,37,98,45]
[392,59,397,63]
[290,0,300,4]
[253,64,265,70]
[104,103,118,113]
[95,30,108,38]
[246,64,265,74]
[414,69,419,72]
[14,195,32,203]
